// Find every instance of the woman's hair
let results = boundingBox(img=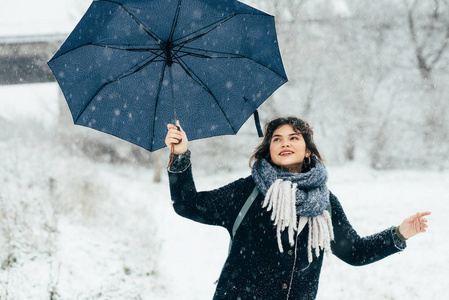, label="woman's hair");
[249,117,324,171]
